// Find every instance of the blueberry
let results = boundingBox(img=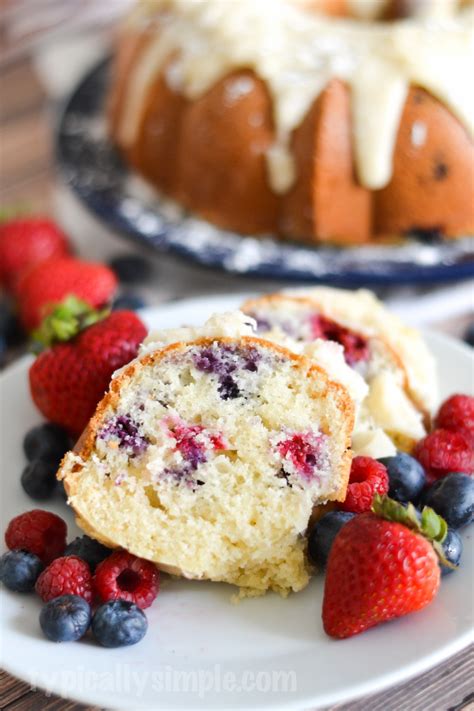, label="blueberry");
[112,294,146,312]
[92,600,148,648]
[308,511,355,568]
[421,473,474,529]
[218,375,240,400]
[194,347,228,375]
[0,301,26,365]
[439,528,463,576]
[378,453,426,503]
[65,536,111,571]
[0,301,26,347]
[409,228,443,243]
[109,255,153,284]
[21,459,58,500]
[5,312,26,347]
[99,415,148,456]
[0,301,10,335]
[0,550,44,592]
[464,322,474,348]
[40,594,91,642]
[23,423,71,464]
